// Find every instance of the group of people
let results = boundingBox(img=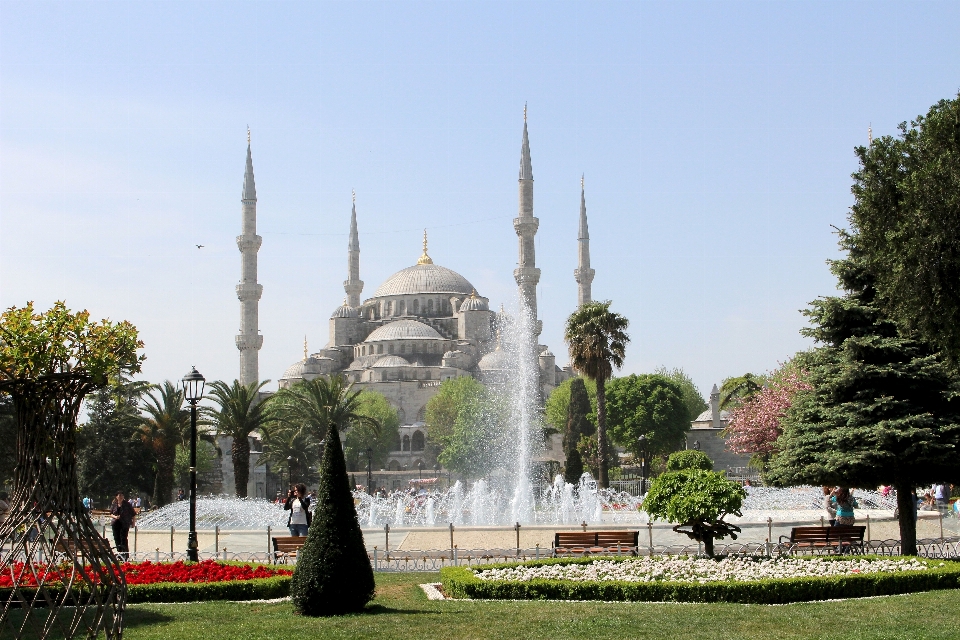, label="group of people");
[822,486,858,526]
